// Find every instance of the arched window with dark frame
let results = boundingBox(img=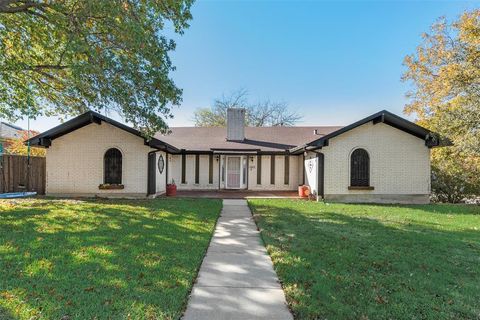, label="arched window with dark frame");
[350,148,369,187]
[104,148,122,184]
